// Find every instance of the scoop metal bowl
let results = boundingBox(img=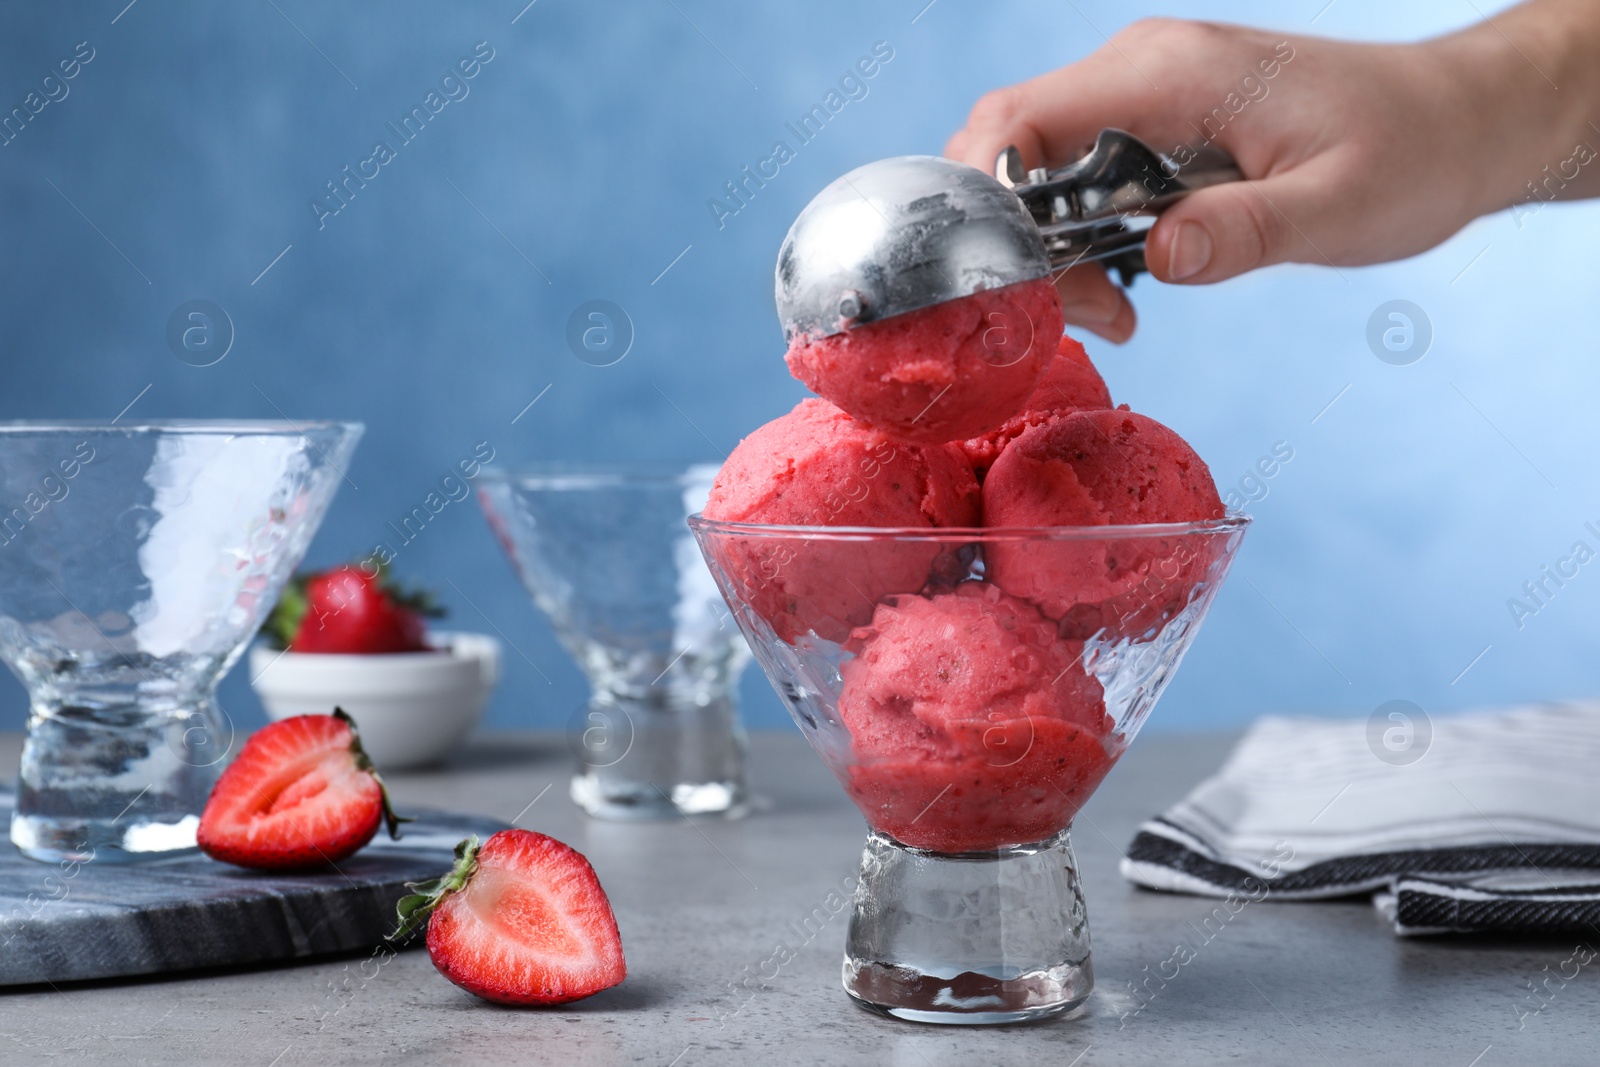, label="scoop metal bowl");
[775,130,1242,342]
[774,155,1047,344]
